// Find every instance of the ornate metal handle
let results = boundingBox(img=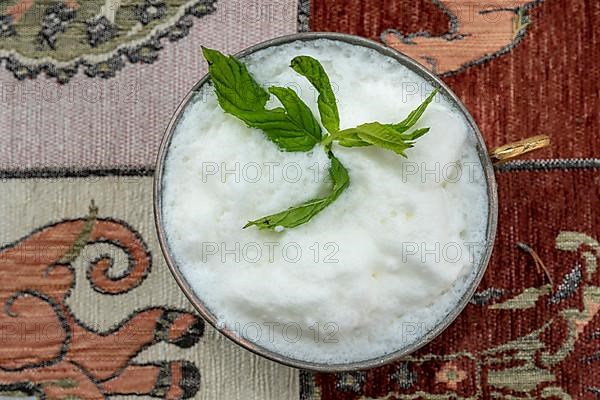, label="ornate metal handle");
[489,135,551,165]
